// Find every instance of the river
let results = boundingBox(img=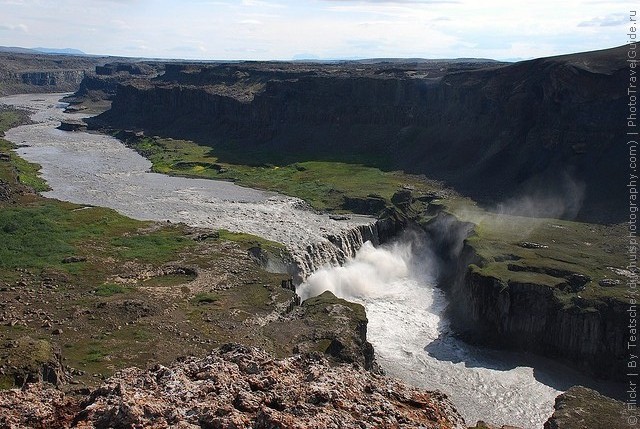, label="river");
[0,93,375,259]
[1,93,619,428]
